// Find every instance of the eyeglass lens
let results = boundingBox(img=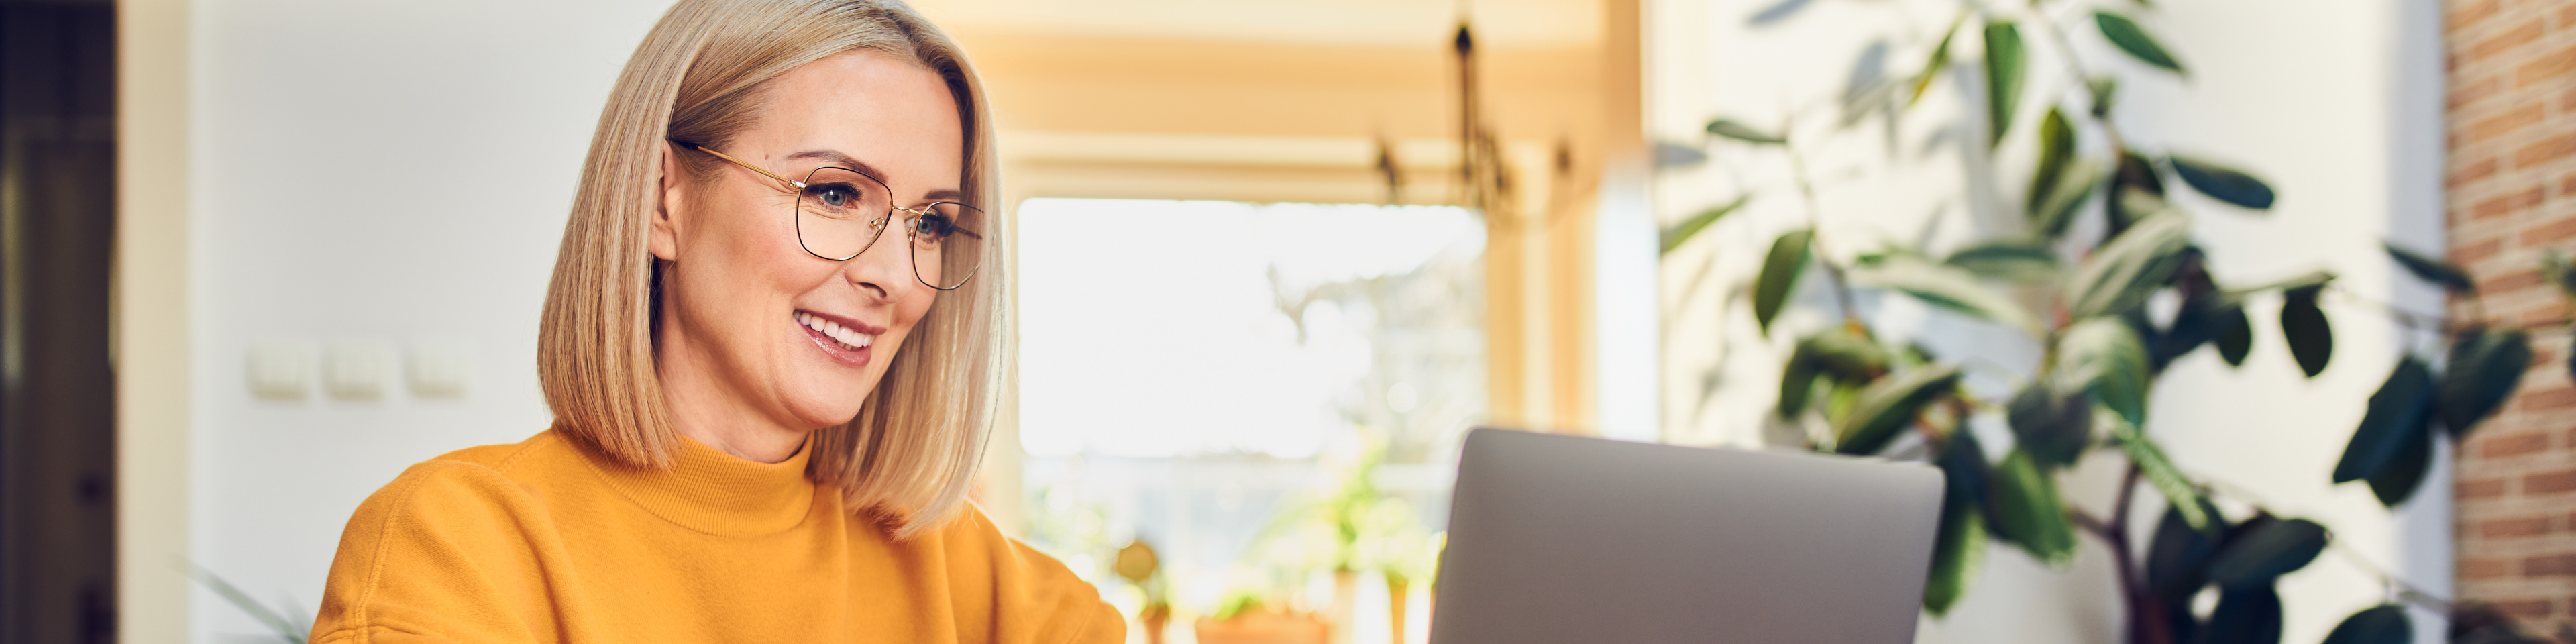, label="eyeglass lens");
[793,166,985,290]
